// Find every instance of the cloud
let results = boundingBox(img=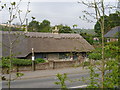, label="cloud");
[1,1,117,29]
[27,2,95,28]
